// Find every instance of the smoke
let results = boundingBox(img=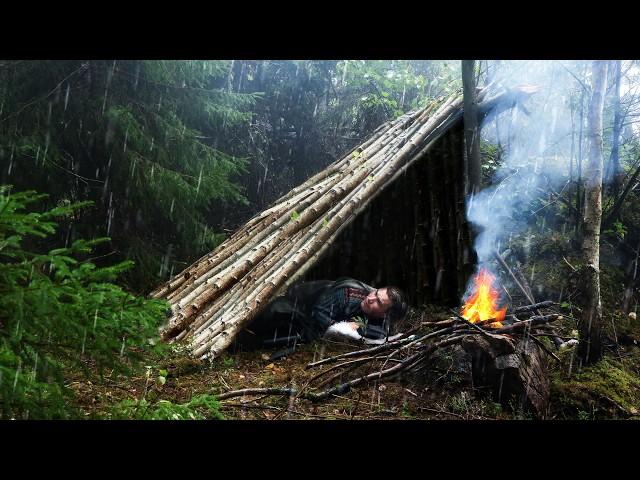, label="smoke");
[467,60,598,265]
